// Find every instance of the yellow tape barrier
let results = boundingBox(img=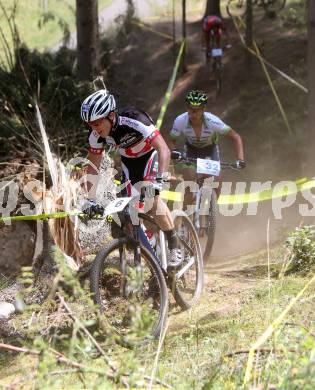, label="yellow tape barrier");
[131,20,174,40]
[160,177,315,204]
[1,177,315,222]
[0,210,81,223]
[244,272,315,384]
[156,38,186,129]
[218,177,315,205]
[232,16,294,135]
[231,17,307,93]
